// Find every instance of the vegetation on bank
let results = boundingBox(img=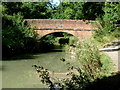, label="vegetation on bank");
[32,41,113,89]
[2,2,51,58]
[93,2,120,47]
[2,14,39,58]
